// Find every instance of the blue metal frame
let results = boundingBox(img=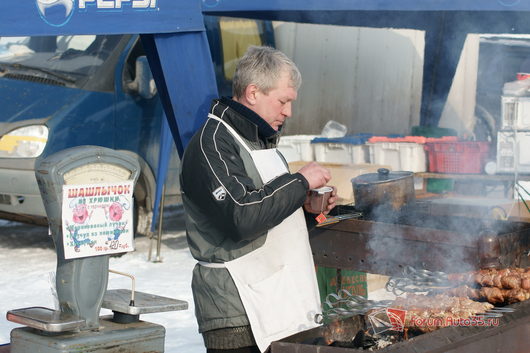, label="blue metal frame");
[202,0,530,12]
[0,1,203,36]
